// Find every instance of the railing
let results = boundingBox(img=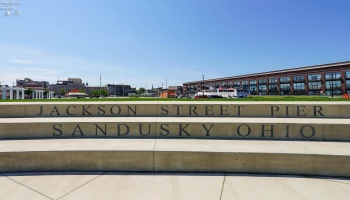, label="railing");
[293,78,305,83]
[308,77,321,81]
[293,87,305,91]
[325,76,341,80]
[308,86,322,90]
[280,87,290,90]
[325,86,342,90]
